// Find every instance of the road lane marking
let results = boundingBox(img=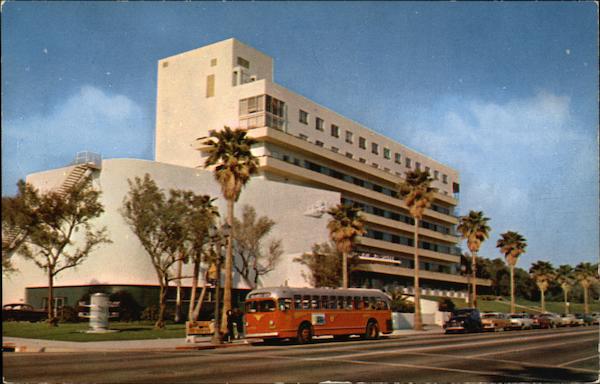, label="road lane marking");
[472,337,598,358]
[557,354,600,368]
